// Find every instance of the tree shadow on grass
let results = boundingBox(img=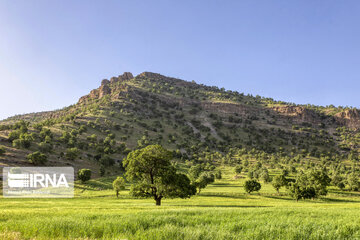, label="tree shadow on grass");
[210,183,234,186]
[330,190,360,198]
[321,197,360,203]
[171,204,272,208]
[199,193,247,199]
[75,178,116,191]
[208,184,242,188]
[263,195,295,201]
[264,194,360,203]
